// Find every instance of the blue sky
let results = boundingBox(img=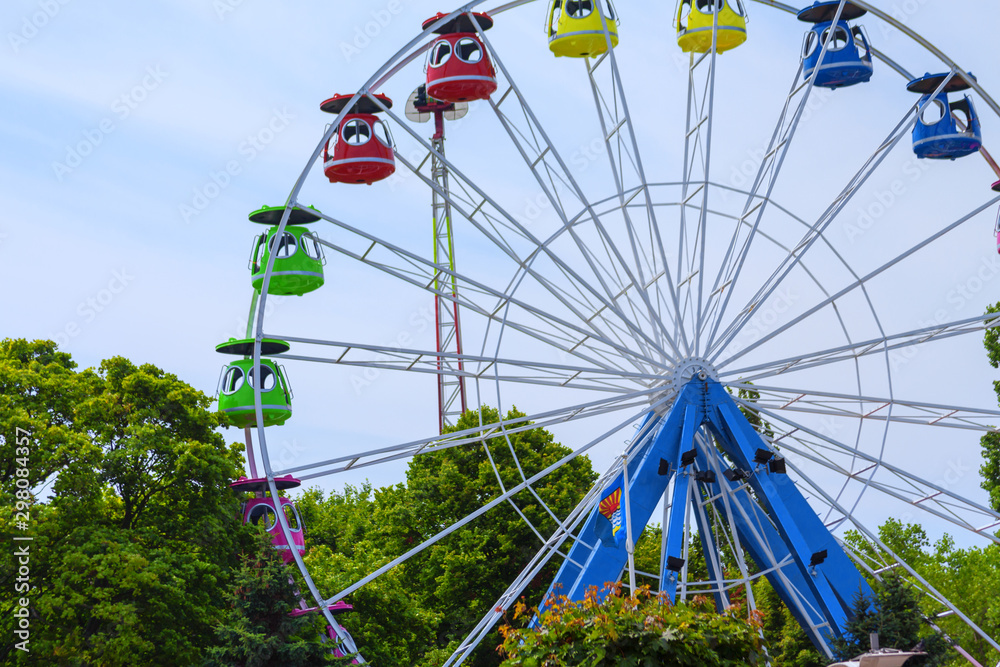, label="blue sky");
[4,0,1000,552]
